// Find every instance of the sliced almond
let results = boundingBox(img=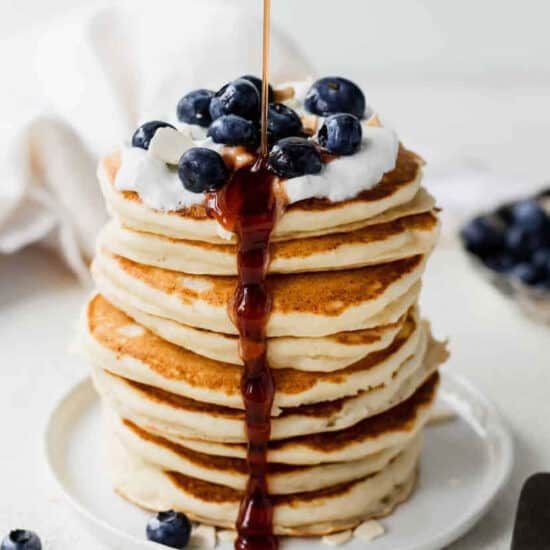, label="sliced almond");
[322,530,353,546]
[274,85,295,102]
[149,127,194,165]
[354,519,385,542]
[189,524,217,549]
